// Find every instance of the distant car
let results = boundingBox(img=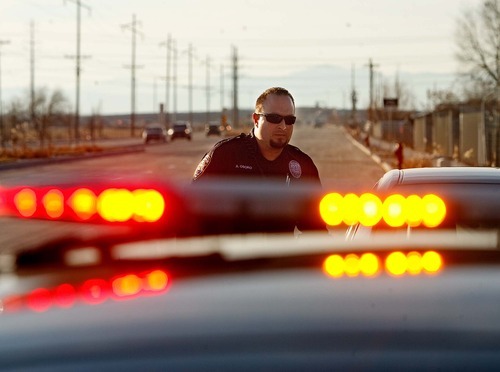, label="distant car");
[142,124,167,144]
[346,167,500,240]
[168,122,192,141]
[205,122,222,137]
